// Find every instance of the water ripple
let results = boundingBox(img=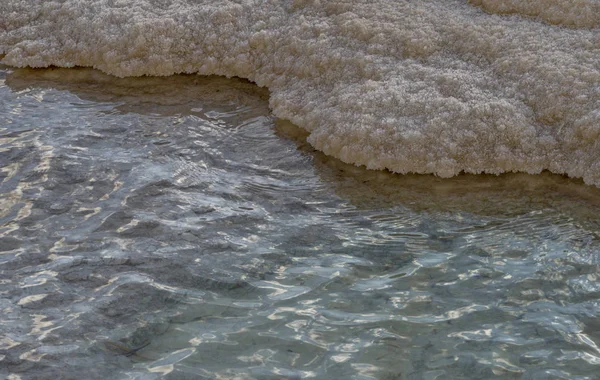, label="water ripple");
[1,67,600,379]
